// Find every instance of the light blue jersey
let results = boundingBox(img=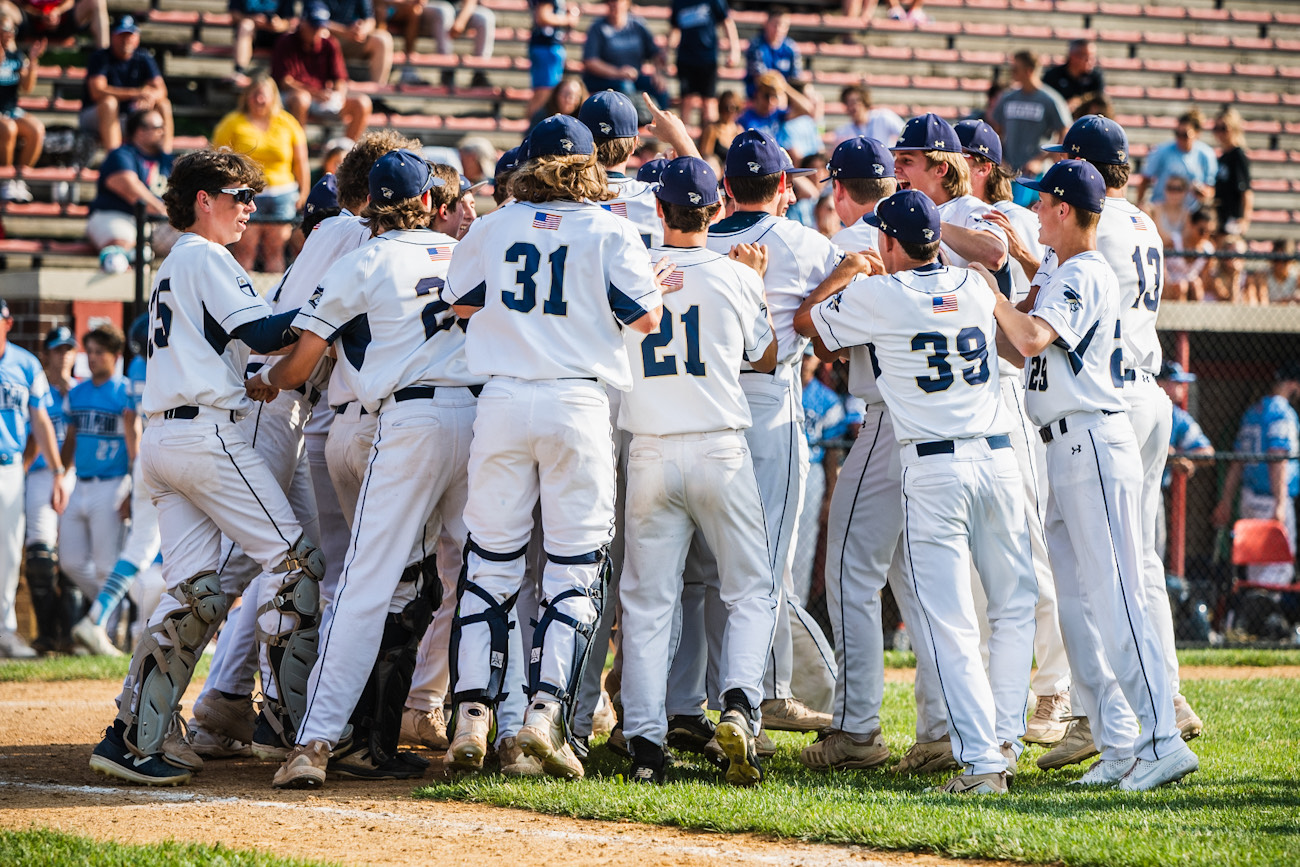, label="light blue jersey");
[802,377,851,465]
[30,381,74,472]
[1234,394,1299,498]
[1163,405,1212,488]
[126,355,147,413]
[67,376,132,478]
[0,342,48,462]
